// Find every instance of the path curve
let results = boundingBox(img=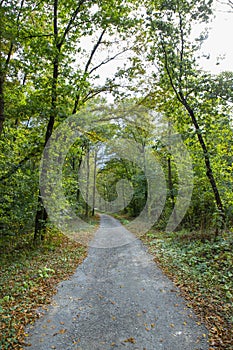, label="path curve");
[25,214,208,350]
